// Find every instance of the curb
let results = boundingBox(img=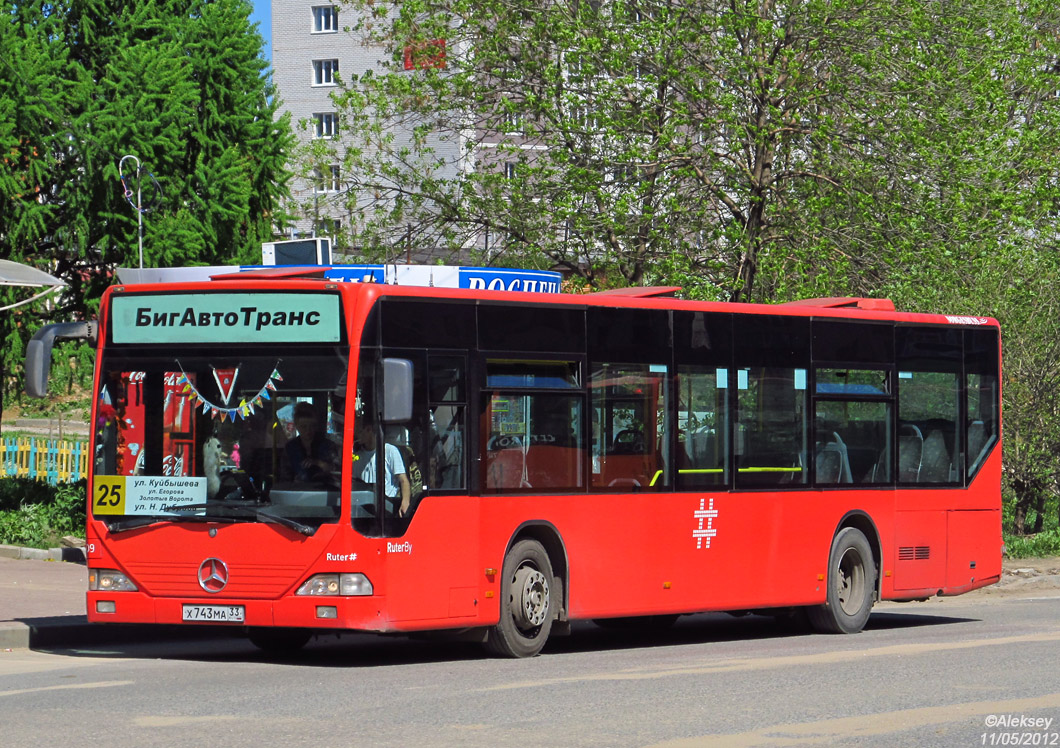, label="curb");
[0,544,236,651]
[1,618,236,651]
[0,544,85,563]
